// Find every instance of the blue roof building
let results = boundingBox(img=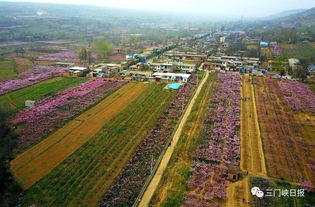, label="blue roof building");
[260,41,269,47]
